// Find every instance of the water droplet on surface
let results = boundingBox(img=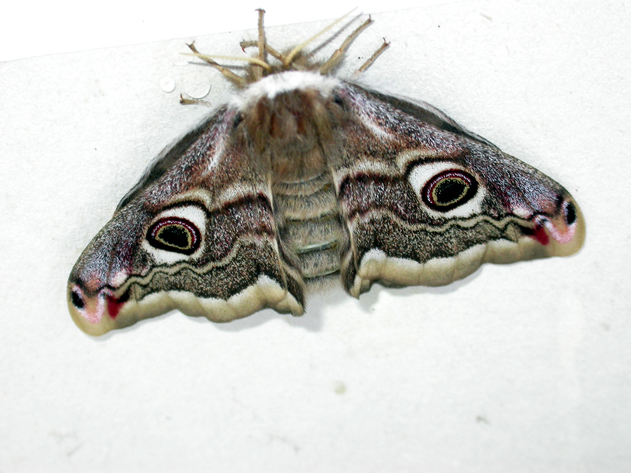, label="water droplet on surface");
[160,77,176,93]
[183,78,211,99]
